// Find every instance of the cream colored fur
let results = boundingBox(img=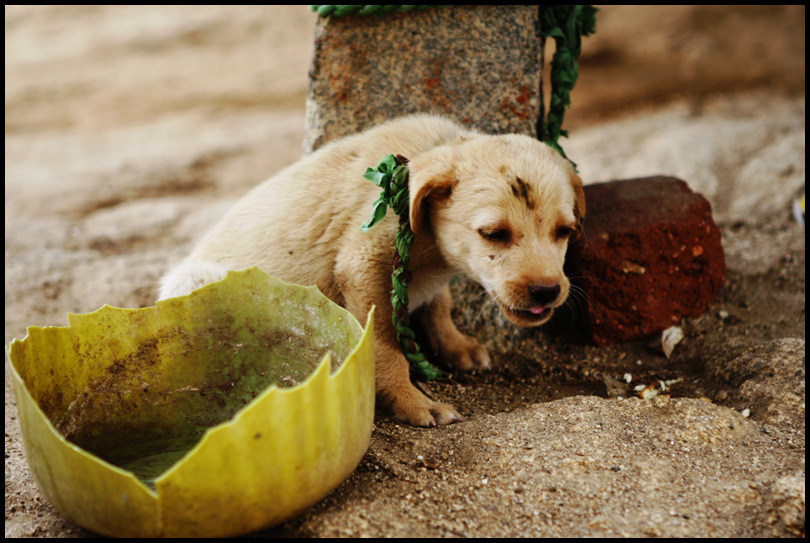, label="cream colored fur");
[158,114,584,427]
